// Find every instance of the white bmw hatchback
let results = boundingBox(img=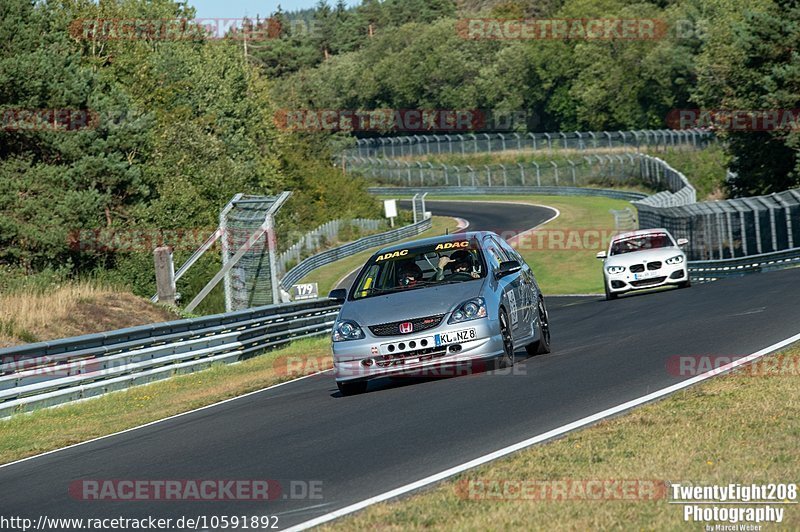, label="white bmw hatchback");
[597,228,690,300]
